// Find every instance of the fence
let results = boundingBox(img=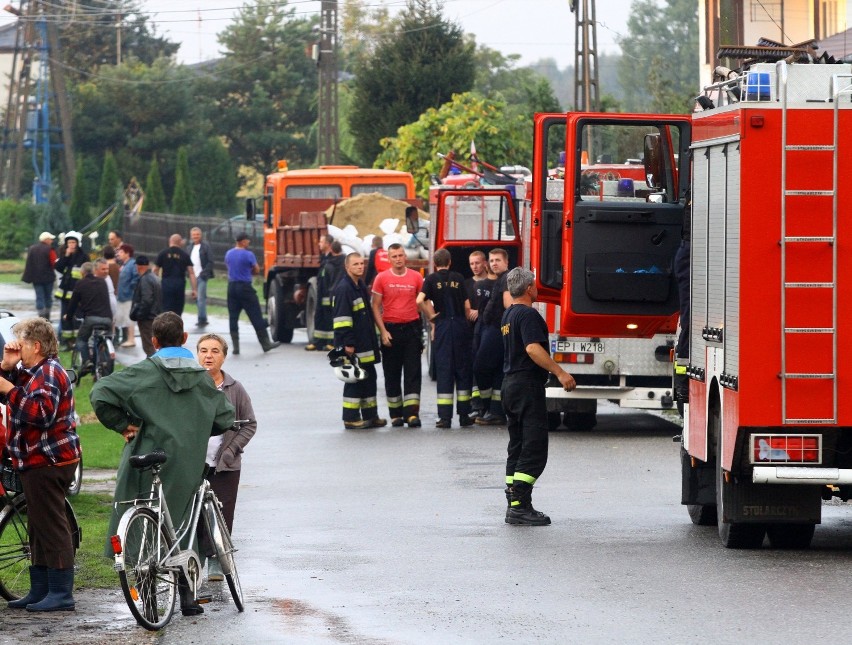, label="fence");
[121,212,263,272]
